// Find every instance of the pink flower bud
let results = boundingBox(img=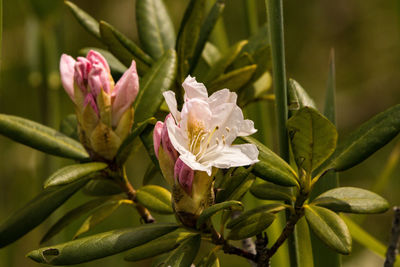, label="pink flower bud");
[174,158,194,195]
[88,62,111,97]
[153,121,164,159]
[74,57,91,93]
[162,114,179,162]
[59,54,76,101]
[111,61,139,127]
